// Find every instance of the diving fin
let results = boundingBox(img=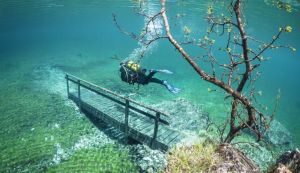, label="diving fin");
[163,80,181,94]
